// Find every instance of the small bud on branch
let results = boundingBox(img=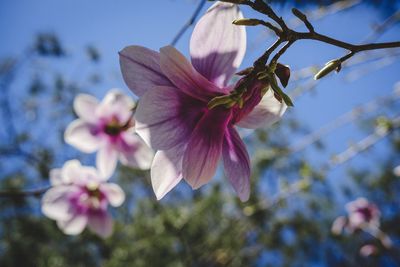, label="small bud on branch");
[314,59,342,80]
[233,18,263,26]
